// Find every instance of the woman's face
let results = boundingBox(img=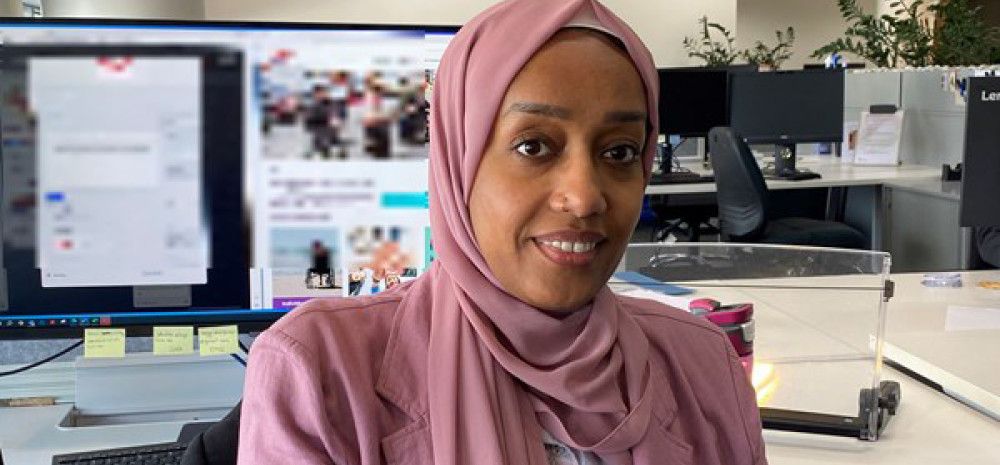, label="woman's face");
[469,29,648,313]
